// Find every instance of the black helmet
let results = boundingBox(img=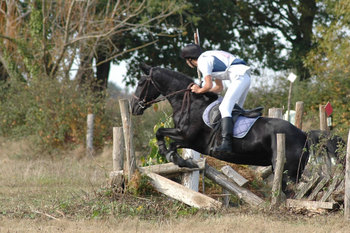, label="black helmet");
[180,44,202,59]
